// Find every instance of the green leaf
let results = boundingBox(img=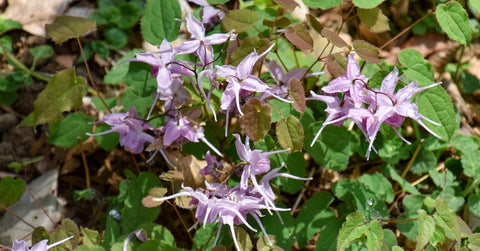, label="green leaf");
[285,23,313,50]
[295,192,335,248]
[93,123,120,151]
[0,18,22,36]
[29,45,54,62]
[281,152,306,194]
[358,173,394,203]
[260,203,295,250]
[434,199,461,243]
[382,229,397,251]
[352,40,380,64]
[410,146,437,174]
[124,62,157,97]
[460,72,480,93]
[240,98,271,141]
[0,177,26,207]
[357,8,390,33]
[398,48,434,87]
[416,209,435,251]
[316,218,344,251]
[365,220,382,251]
[46,15,96,44]
[461,149,480,179]
[208,0,229,3]
[276,115,303,152]
[388,165,420,195]
[121,89,155,118]
[306,125,351,171]
[48,112,94,147]
[468,233,480,250]
[337,212,366,251]
[139,222,175,246]
[104,27,128,49]
[416,86,456,141]
[450,133,479,153]
[302,0,341,10]
[104,49,143,84]
[0,35,12,55]
[353,0,385,9]
[81,227,102,248]
[222,9,258,33]
[33,67,86,126]
[121,172,162,233]
[468,194,480,218]
[435,2,472,45]
[141,0,181,43]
